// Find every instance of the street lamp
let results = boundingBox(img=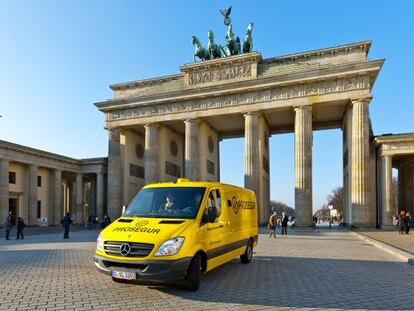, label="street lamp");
[328,205,334,229]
